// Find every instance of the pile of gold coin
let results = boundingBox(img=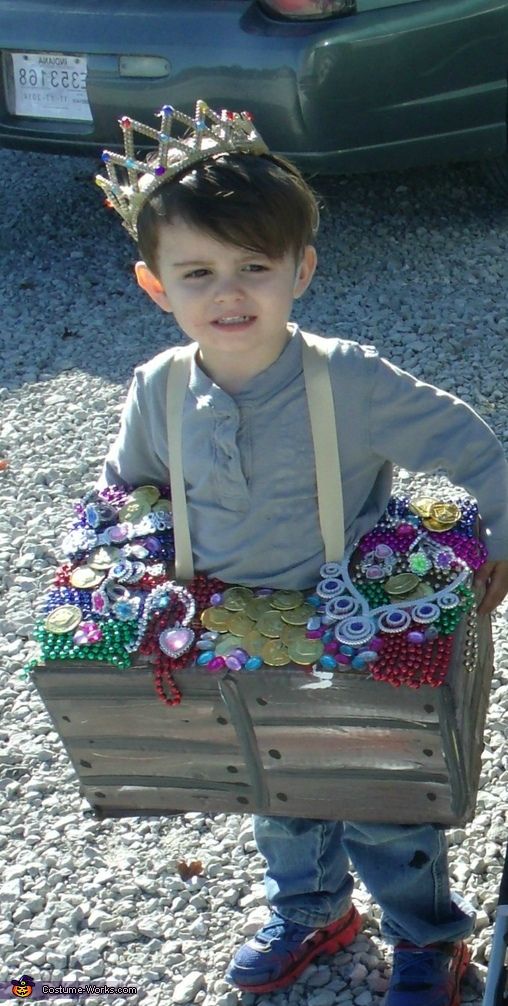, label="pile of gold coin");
[200,587,324,666]
[409,497,461,532]
[118,485,171,523]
